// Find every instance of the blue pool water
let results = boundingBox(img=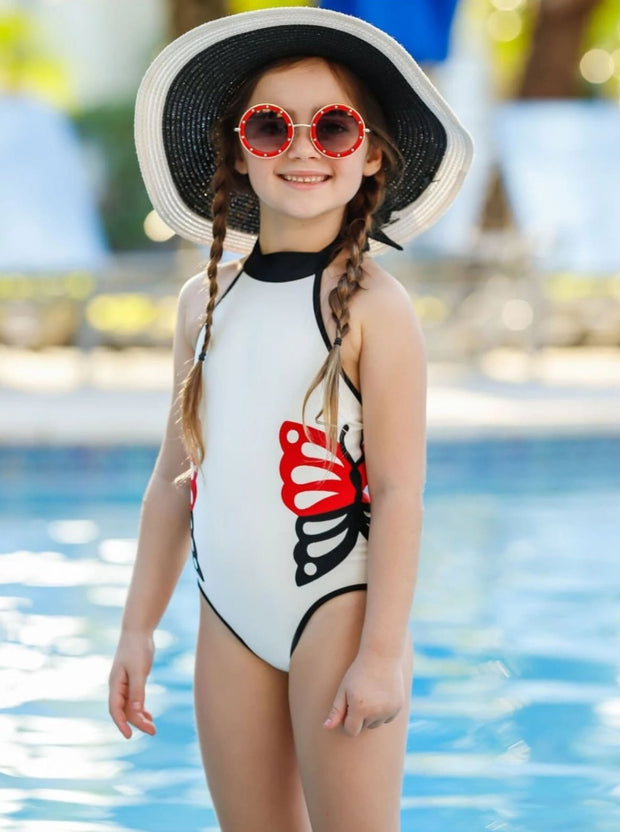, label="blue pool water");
[1,436,619,832]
